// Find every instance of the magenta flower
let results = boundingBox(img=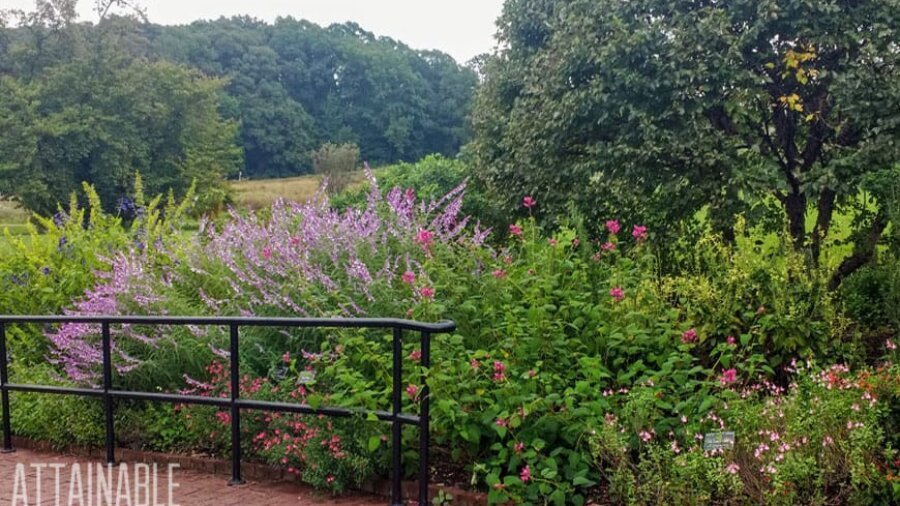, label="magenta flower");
[601,241,616,251]
[523,196,536,209]
[514,442,525,454]
[415,229,434,249]
[606,220,621,235]
[609,287,625,303]
[492,269,507,279]
[520,465,532,483]
[681,329,698,344]
[496,418,508,428]
[719,368,738,385]
[262,247,272,260]
[726,335,737,346]
[419,286,435,299]
[493,360,507,382]
[509,224,523,237]
[409,350,421,362]
[282,352,291,364]
[401,270,416,285]
[632,225,648,241]
[406,384,418,401]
